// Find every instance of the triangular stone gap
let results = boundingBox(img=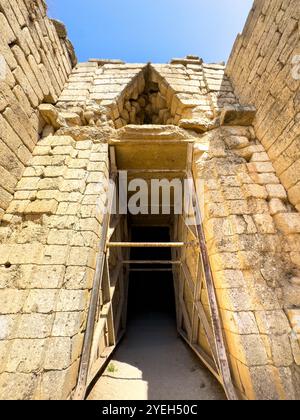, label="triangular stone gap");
[111,64,193,128]
[55,58,243,132]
